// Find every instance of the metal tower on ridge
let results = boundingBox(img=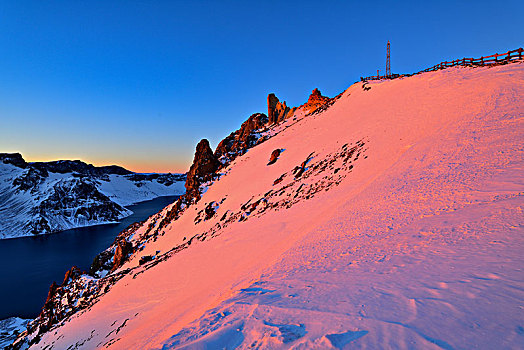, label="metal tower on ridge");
[386,41,391,77]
